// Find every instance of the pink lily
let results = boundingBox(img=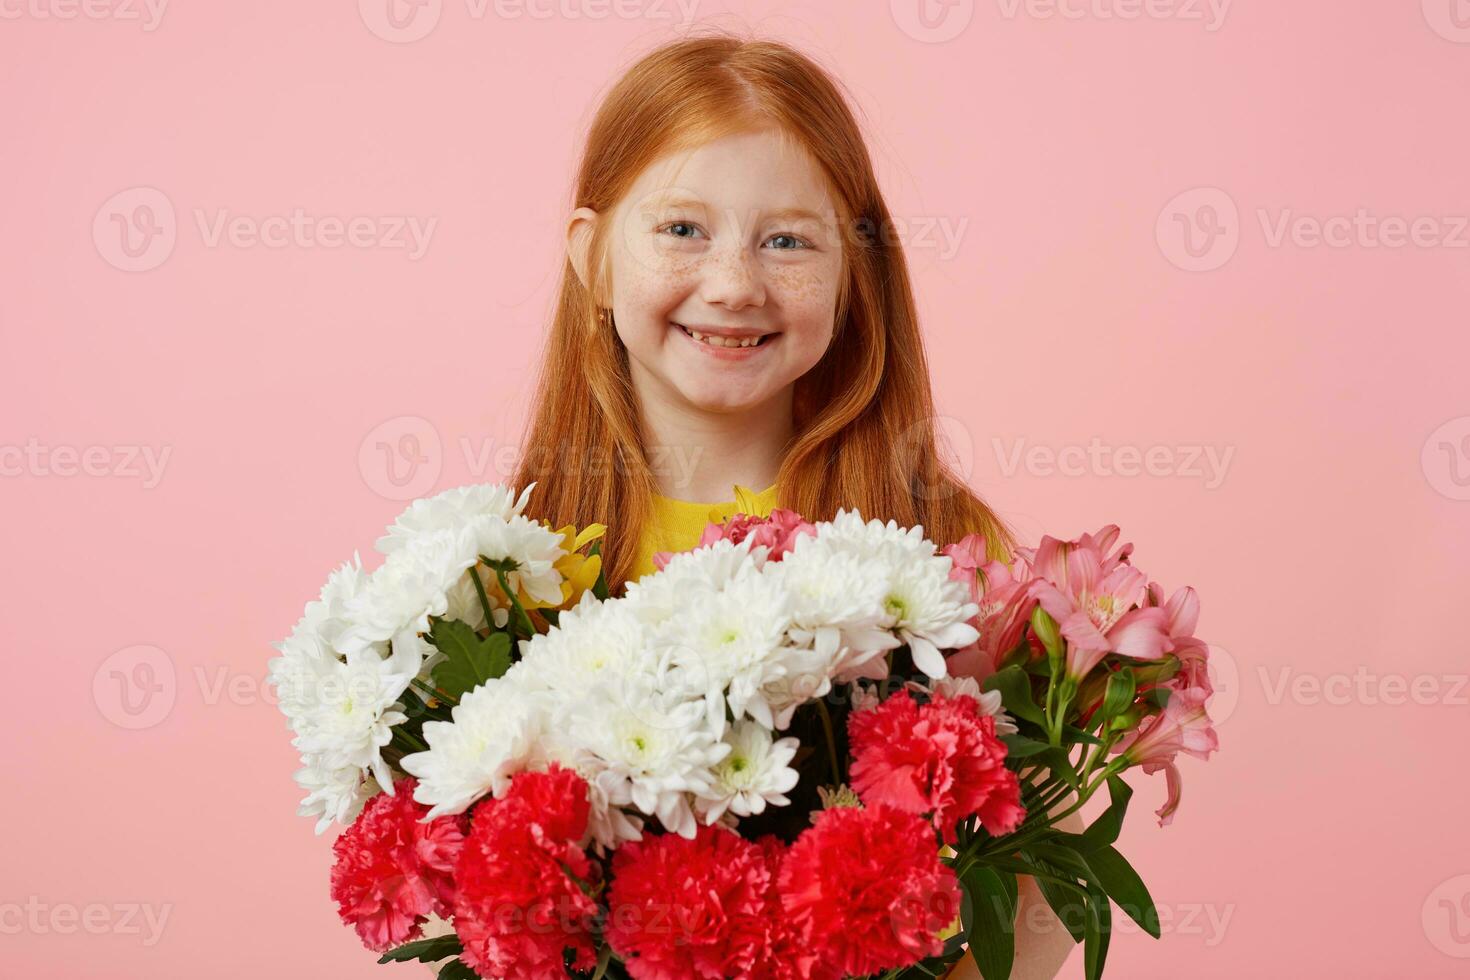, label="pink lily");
[1024,528,1171,680]
[942,534,1036,683]
[1111,685,1218,826]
